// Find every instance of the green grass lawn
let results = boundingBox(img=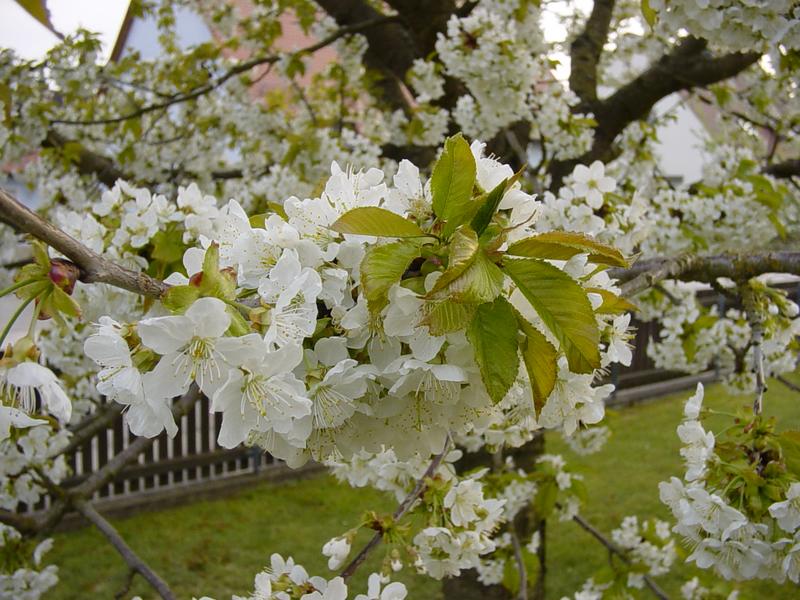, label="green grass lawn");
[49,374,800,599]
